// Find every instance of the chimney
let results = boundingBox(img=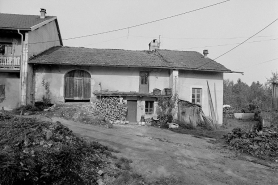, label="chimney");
[149,39,160,51]
[40,8,46,19]
[203,49,209,58]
